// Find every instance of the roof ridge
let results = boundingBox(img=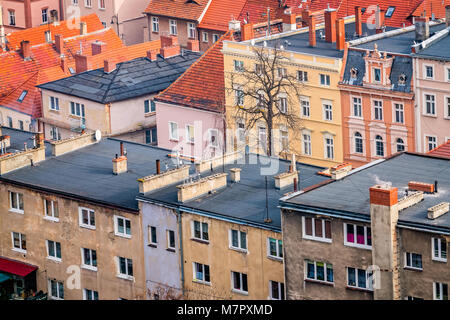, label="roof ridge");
[100,61,123,103]
[0,71,39,102]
